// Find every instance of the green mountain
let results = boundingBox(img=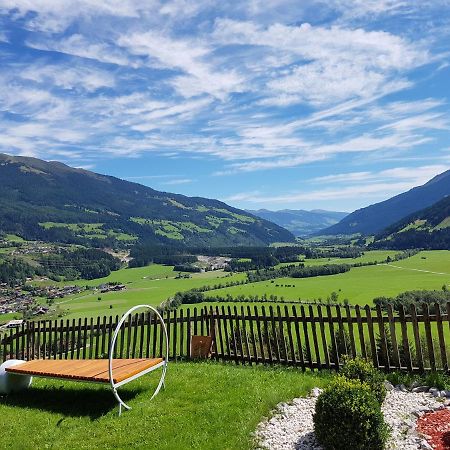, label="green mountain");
[0,154,294,247]
[247,209,348,236]
[371,196,450,249]
[319,170,450,236]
